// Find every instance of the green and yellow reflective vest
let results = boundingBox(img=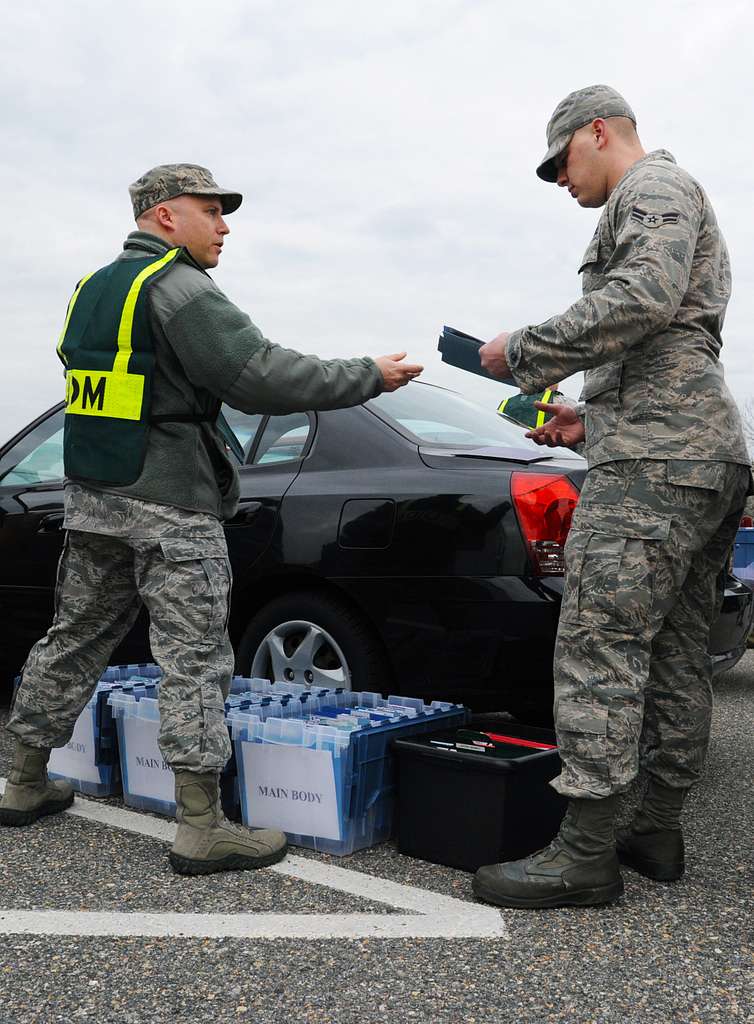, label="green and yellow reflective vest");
[57,248,187,486]
[497,388,564,429]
